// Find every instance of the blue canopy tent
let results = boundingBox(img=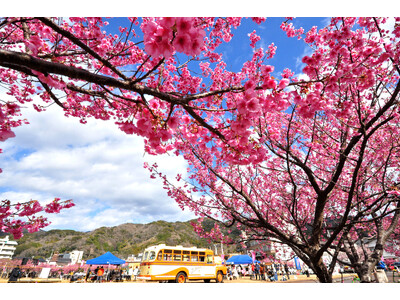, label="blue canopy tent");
[226,255,260,265]
[86,252,126,265]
